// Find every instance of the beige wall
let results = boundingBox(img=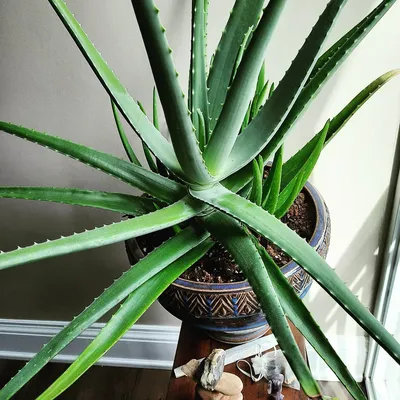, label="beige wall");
[0,0,399,336]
